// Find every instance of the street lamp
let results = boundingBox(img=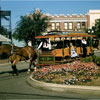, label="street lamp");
[88,28,95,51]
[88,29,94,34]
